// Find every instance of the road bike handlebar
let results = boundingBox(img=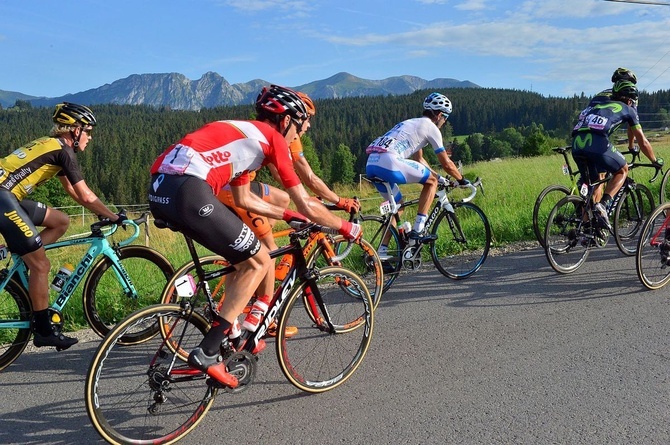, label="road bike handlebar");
[439,177,482,203]
[287,220,355,262]
[622,148,664,182]
[89,211,149,246]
